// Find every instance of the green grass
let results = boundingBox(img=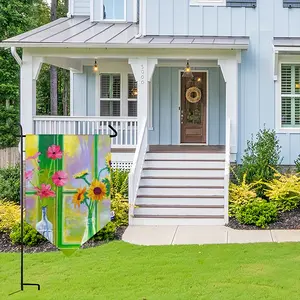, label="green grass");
[1,242,300,299]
